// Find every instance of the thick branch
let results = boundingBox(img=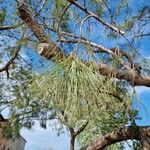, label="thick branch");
[17,0,48,43]
[98,63,150,87]
[95,47,133,64]
[80,126,150,150]
[17,0,66,60]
